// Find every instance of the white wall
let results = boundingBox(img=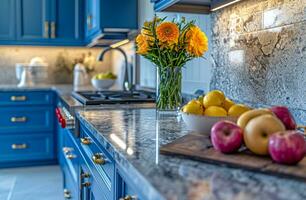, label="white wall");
[138,1,212,94]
